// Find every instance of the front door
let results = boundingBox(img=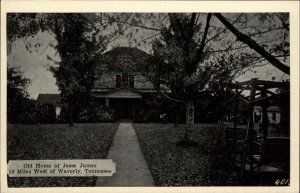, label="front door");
[111,99,134,120]
[121,102,132,119]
